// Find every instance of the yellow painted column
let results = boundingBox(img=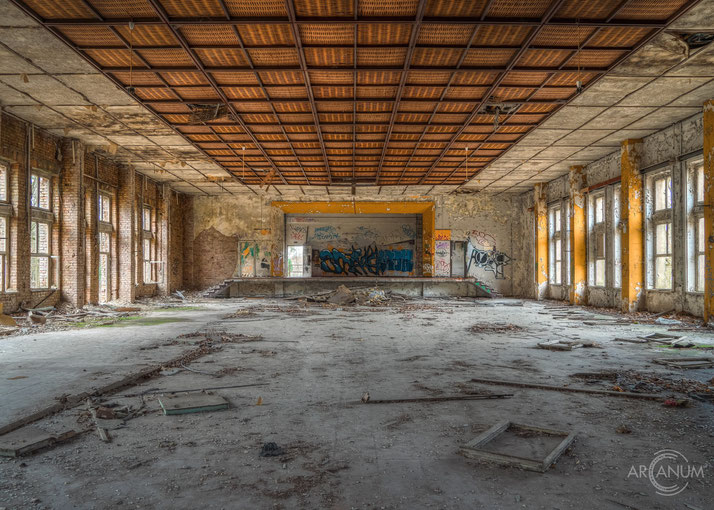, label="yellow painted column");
[703,100,714,323]
[534,182,548,299]
[422,203,435,277]
[620,139,644,313]
[569,165,587,305]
